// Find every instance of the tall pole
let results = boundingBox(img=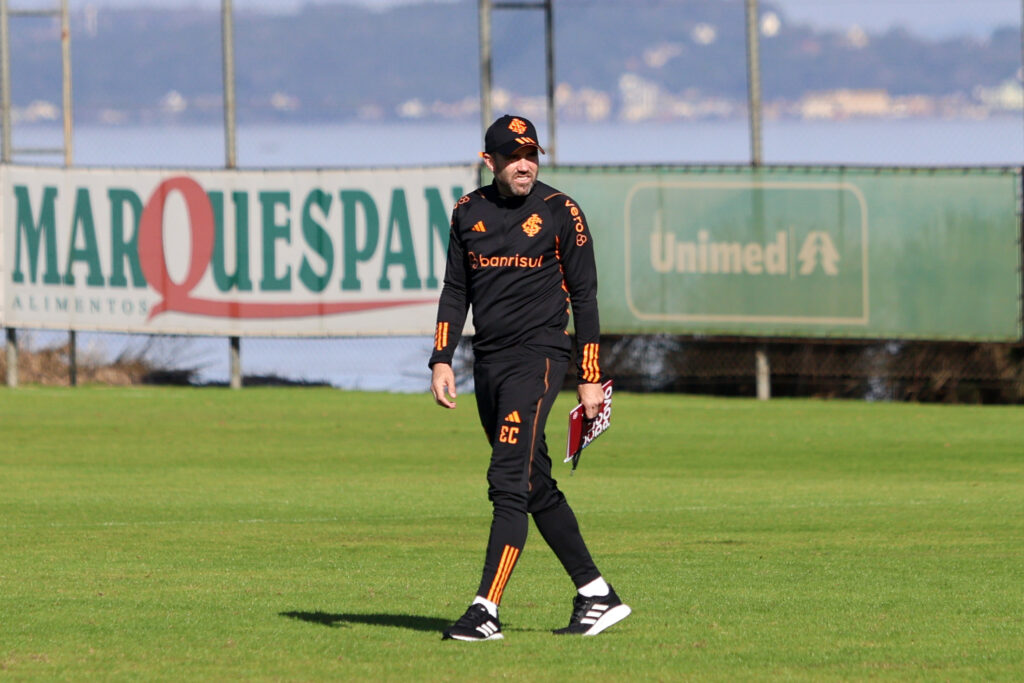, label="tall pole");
[479,0,493,136]
[744,0,763,166]
[222,0,242,389]
[1,0,10,164]
[223,0,237,171]
[60,0,72,167]
[61,0,77,384]
[479,0,556,163]
[543,0,555,164]
[2,0,15,386]
[745,0,769,399]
